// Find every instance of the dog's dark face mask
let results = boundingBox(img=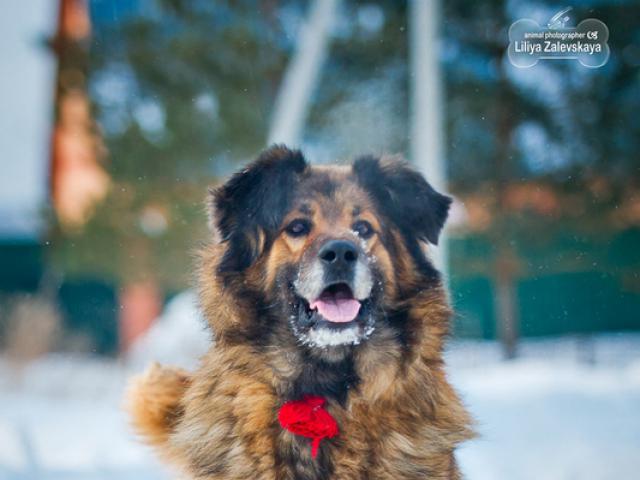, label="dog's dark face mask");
[208,146,451,358]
